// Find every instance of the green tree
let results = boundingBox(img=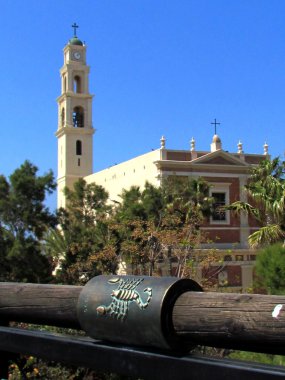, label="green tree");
[112,177,214,278]
[111,185,150,273]
[47,179,117,284]
[228,157,285,248]
[161,176,213,224]
[158,176,214,279]
[255,243,285,294]
[0,161,57,282]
